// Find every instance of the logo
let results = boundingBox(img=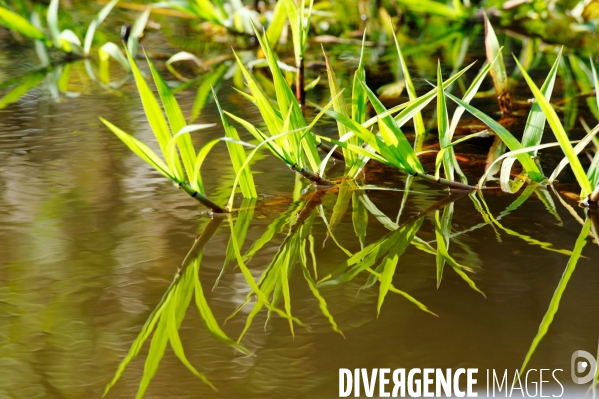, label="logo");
[571,350,597,384]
